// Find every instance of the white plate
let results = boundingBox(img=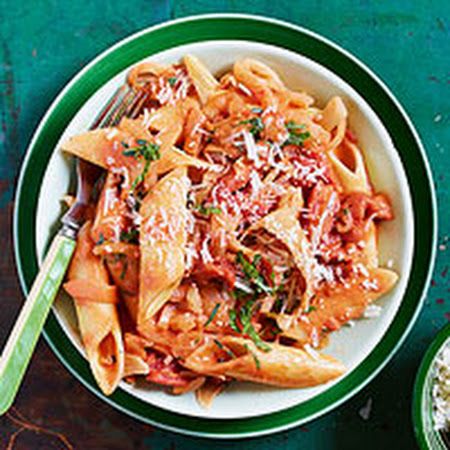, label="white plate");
[35,40,414,419]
